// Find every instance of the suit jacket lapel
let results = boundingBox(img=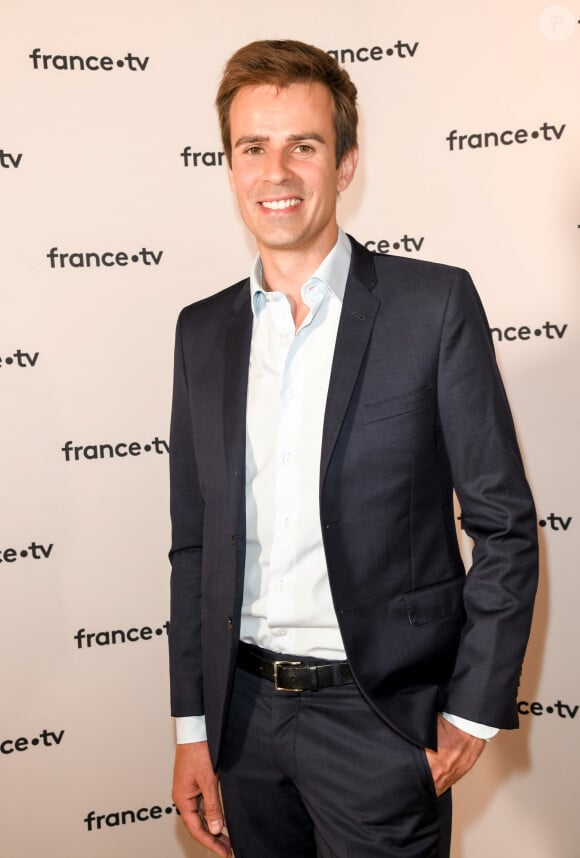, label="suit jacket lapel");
[320,238,379,488]
[223,282,252,506]
[219,241,380,508]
